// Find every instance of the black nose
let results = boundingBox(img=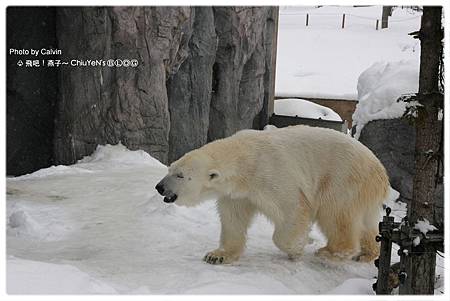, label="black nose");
[155,183,165,195]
